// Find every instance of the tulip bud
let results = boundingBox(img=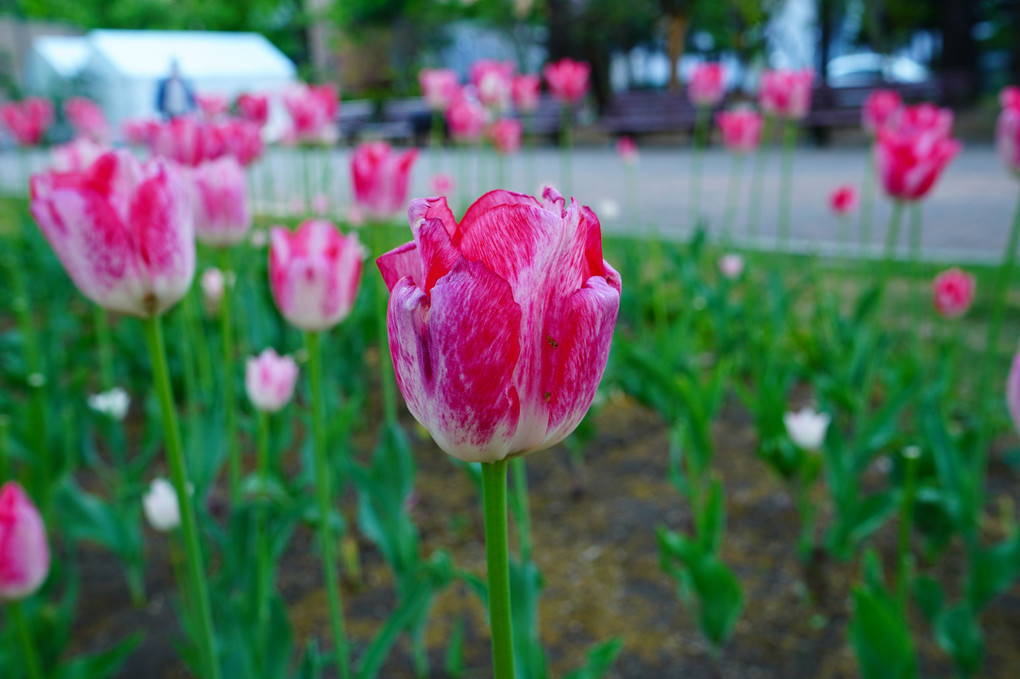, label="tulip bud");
[0,482,50,601]
[829,185,859,216]
[616,136,638,165]
[932,268,975,319]
[246,348,299,413]
[543,58,590,104]
[716,108,763,154]
[143,478,181,532]
[784,408,830,450]
[688,62,725,108]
